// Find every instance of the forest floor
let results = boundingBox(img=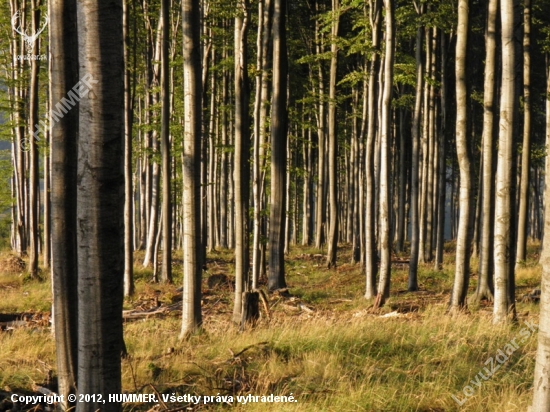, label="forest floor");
[0,242,543,411]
